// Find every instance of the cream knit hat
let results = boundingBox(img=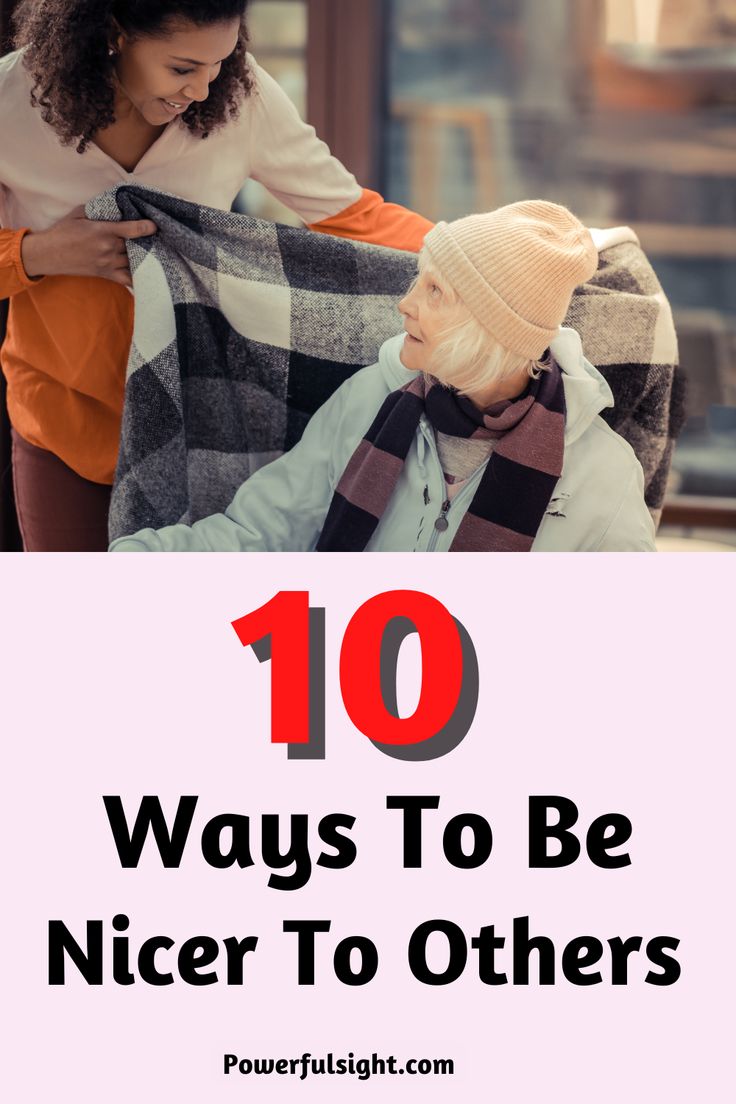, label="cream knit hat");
[423,200,598,360]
